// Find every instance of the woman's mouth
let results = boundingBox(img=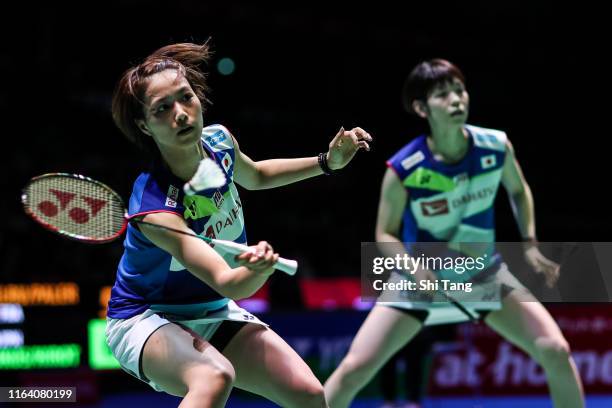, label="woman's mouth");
[177,126,194,136]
